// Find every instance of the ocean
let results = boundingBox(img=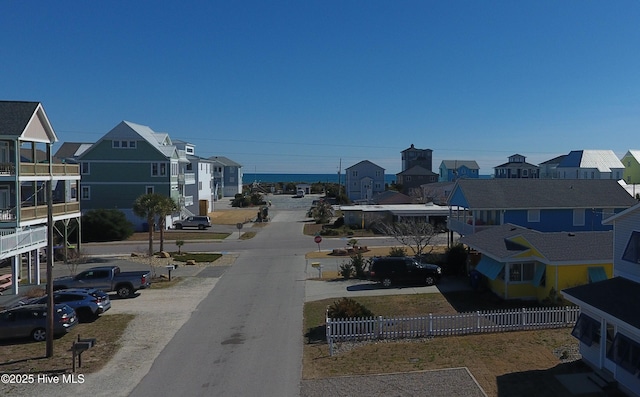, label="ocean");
[246,173,397,185]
